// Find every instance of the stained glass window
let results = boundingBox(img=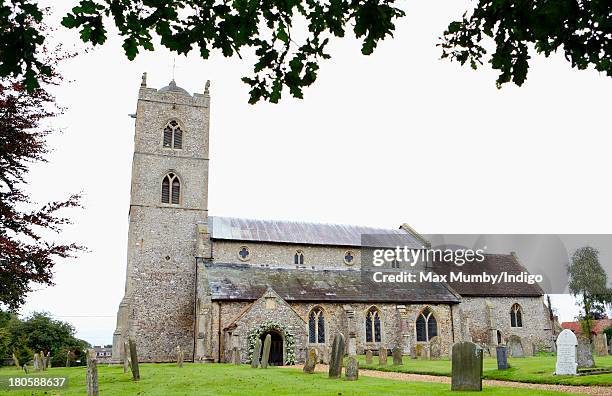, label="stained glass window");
[416,307,437,341]
[365,307,381,342]
[308,307,325,344]
[510,304,523,328]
